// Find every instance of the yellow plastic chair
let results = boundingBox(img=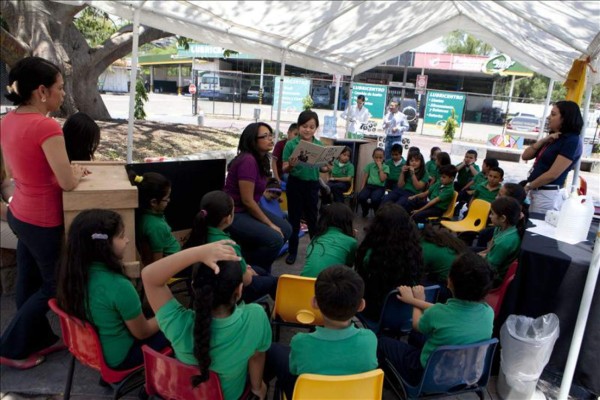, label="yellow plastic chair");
[441,199,491,233]
[280,191,288,212]
[342,180,356,211]
[271,274,324,341]
[427,191,458,223]
[292,369,384,400]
